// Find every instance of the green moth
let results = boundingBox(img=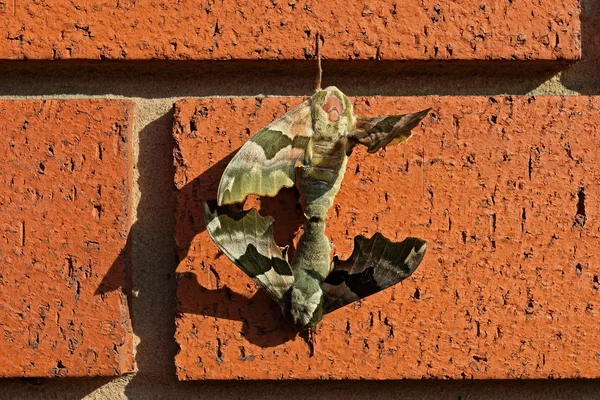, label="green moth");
[204,86,430,331]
